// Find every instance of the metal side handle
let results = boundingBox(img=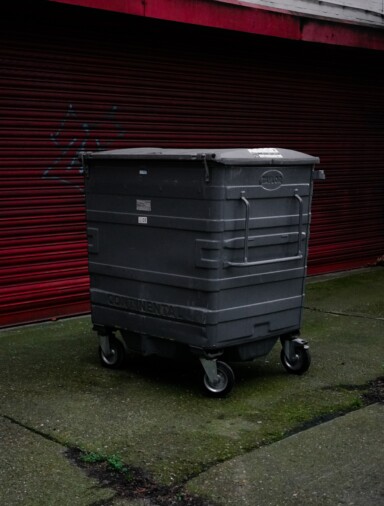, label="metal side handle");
[240,191,250,263]
[226,190,304,268]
